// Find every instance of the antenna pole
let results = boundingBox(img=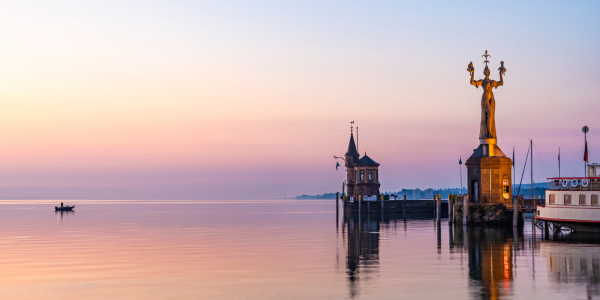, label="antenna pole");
[531,139,533,200]
[559,147,561,178]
